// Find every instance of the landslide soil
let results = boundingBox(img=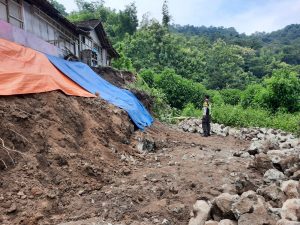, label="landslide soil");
[0,91,261,225]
